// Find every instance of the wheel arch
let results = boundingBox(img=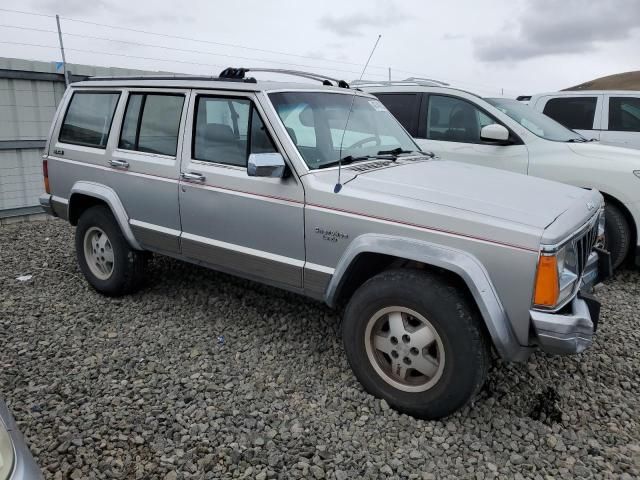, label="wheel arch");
[325,234,527,361]
[68,182,142,250]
